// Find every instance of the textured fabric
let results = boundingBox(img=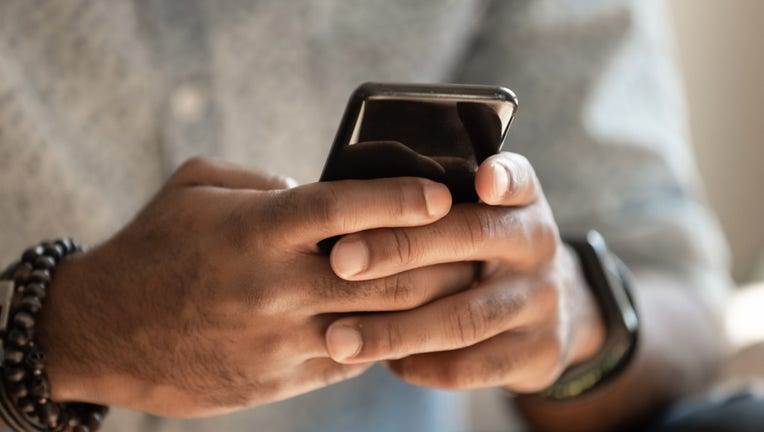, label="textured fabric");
[0,0,732,431]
